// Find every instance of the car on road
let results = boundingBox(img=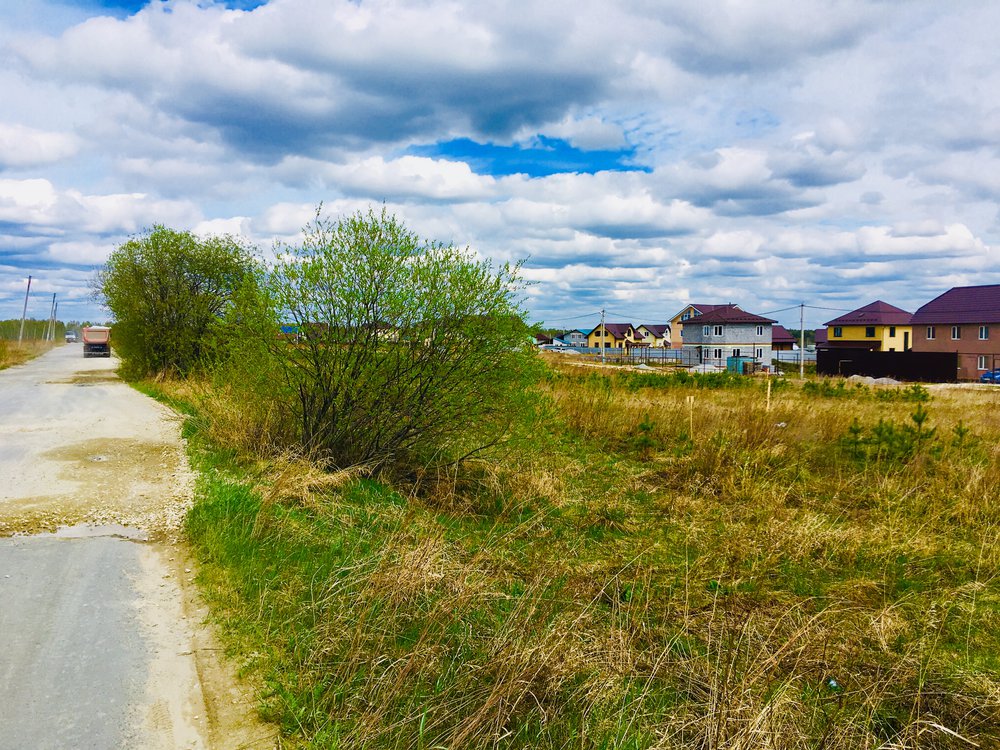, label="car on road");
[979,368,1000,383]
